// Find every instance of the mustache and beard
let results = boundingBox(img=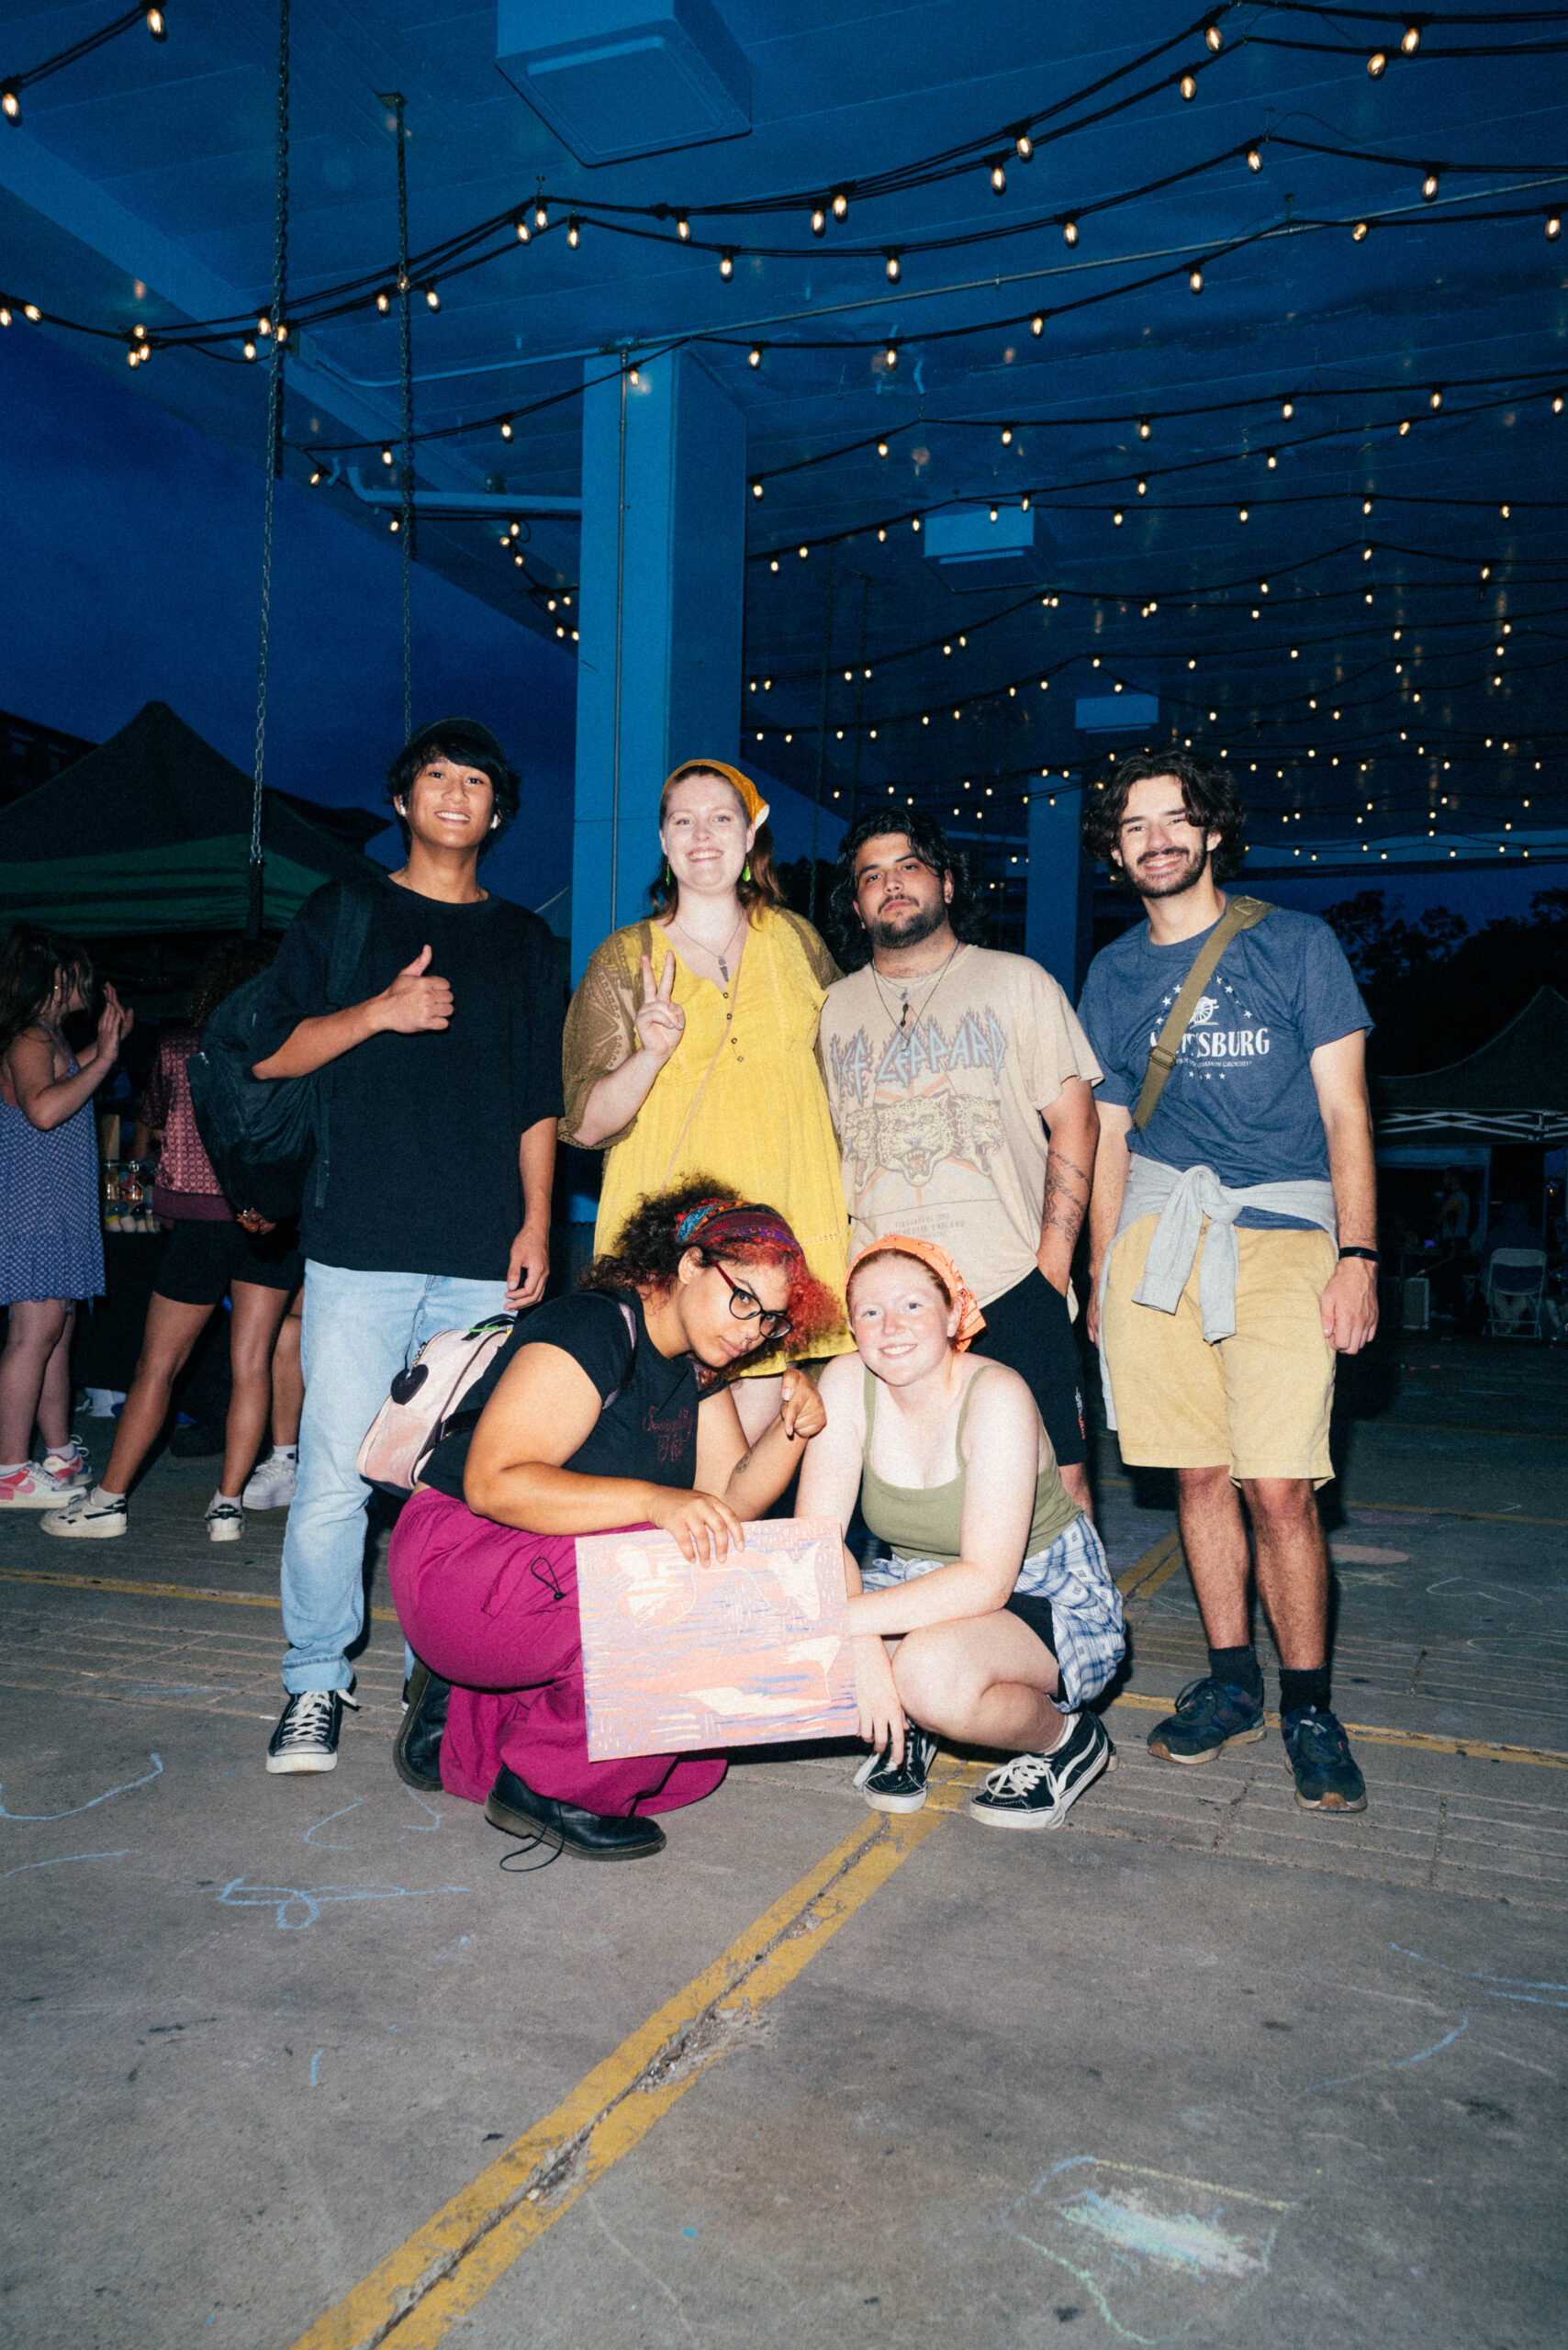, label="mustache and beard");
[1126,835,1211,900]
